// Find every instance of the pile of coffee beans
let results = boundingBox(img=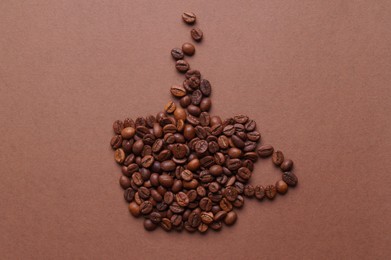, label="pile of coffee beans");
[110,12,298,233]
